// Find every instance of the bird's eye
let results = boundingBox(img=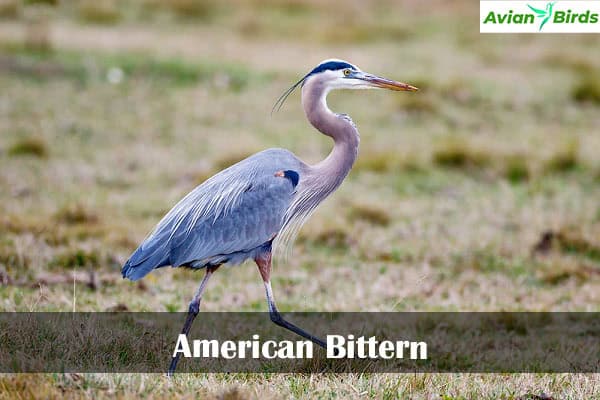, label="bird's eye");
[343,69,352,76]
